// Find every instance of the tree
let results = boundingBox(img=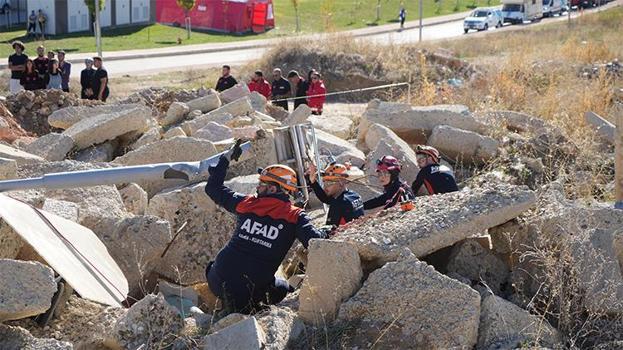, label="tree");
[176,0,197,39]
[84,0,105,56]
[84,0,105,16]
[291,0,301,32]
